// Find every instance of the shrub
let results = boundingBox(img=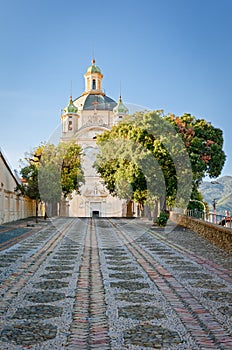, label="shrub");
[155,211,169,227]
